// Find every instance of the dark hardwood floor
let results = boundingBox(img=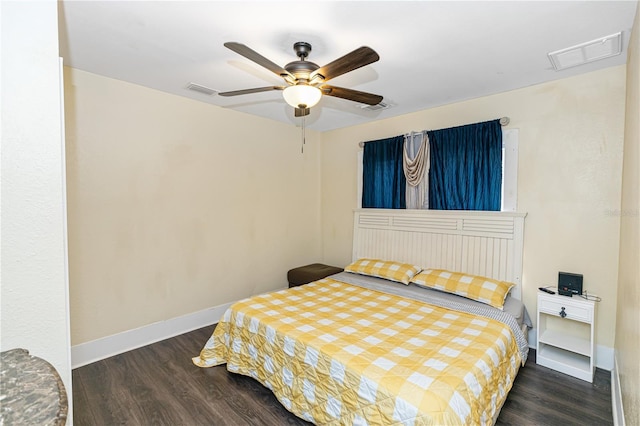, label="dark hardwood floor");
[73,325,612,425]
